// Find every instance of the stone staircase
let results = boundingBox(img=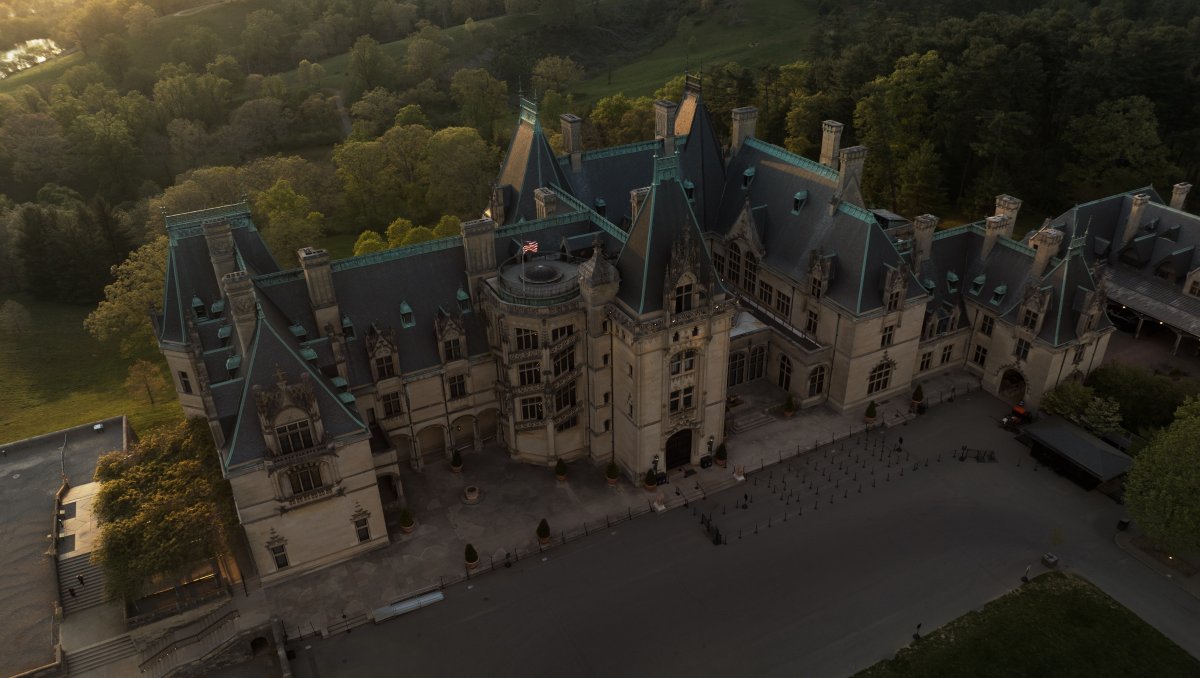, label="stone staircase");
[65,634,137,676]
[58,553,107,615]
[730,410,774,433]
